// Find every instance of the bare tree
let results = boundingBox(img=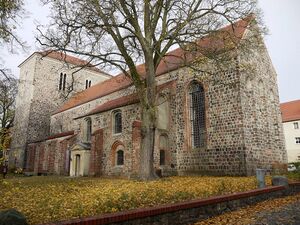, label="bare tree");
[38,0,263,180]
[0,71,17,158]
